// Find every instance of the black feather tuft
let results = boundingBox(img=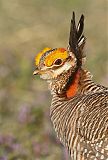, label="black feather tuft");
[68,12,86,66]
